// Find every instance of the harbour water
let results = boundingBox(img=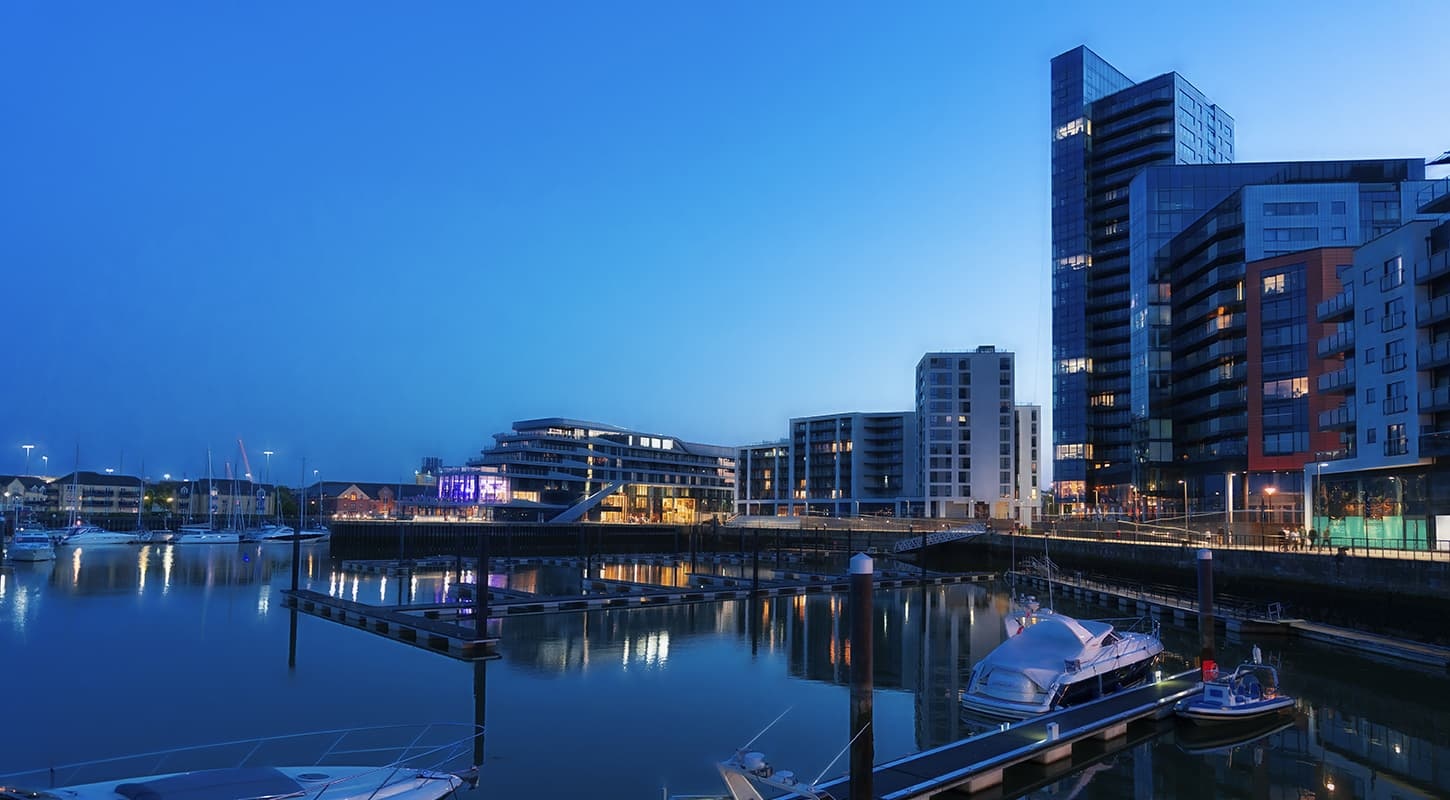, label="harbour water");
[2,544,1448,798]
